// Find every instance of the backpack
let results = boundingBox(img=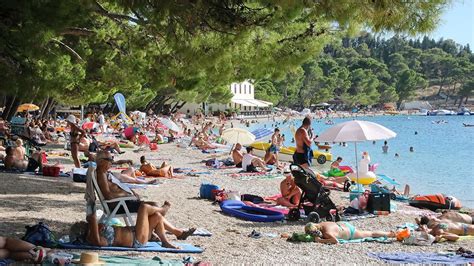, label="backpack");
[22,222,57,247]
